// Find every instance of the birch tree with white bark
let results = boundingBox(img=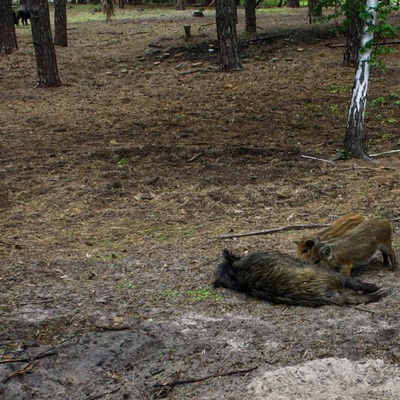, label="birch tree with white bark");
[342,0,377,161]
